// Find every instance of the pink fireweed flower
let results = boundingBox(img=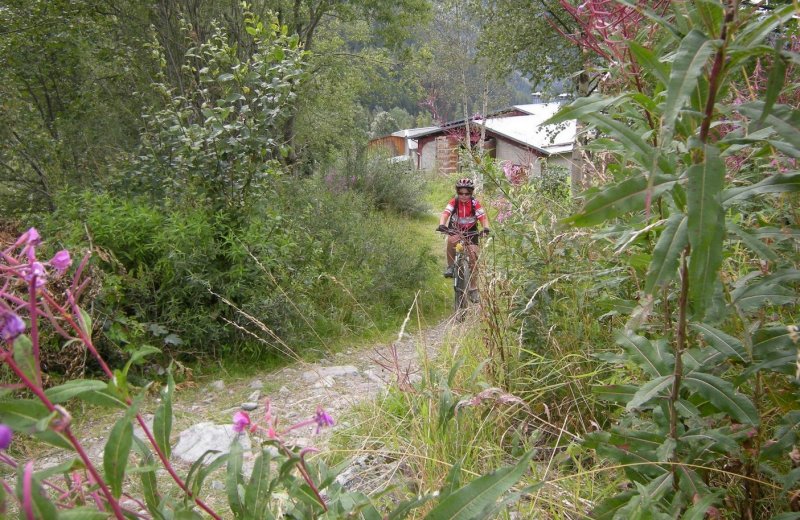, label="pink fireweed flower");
[232,411,252,433]
[0,424,12,450]
[50,250,72,273]
[23,262,46,288]
[314,407,335,433]
[0,310,25,341]
[23,228,41,246]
